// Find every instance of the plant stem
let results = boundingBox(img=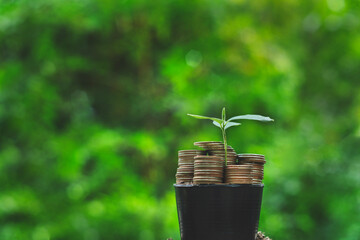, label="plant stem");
[221,127,227,166]
[221,107,228,166]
